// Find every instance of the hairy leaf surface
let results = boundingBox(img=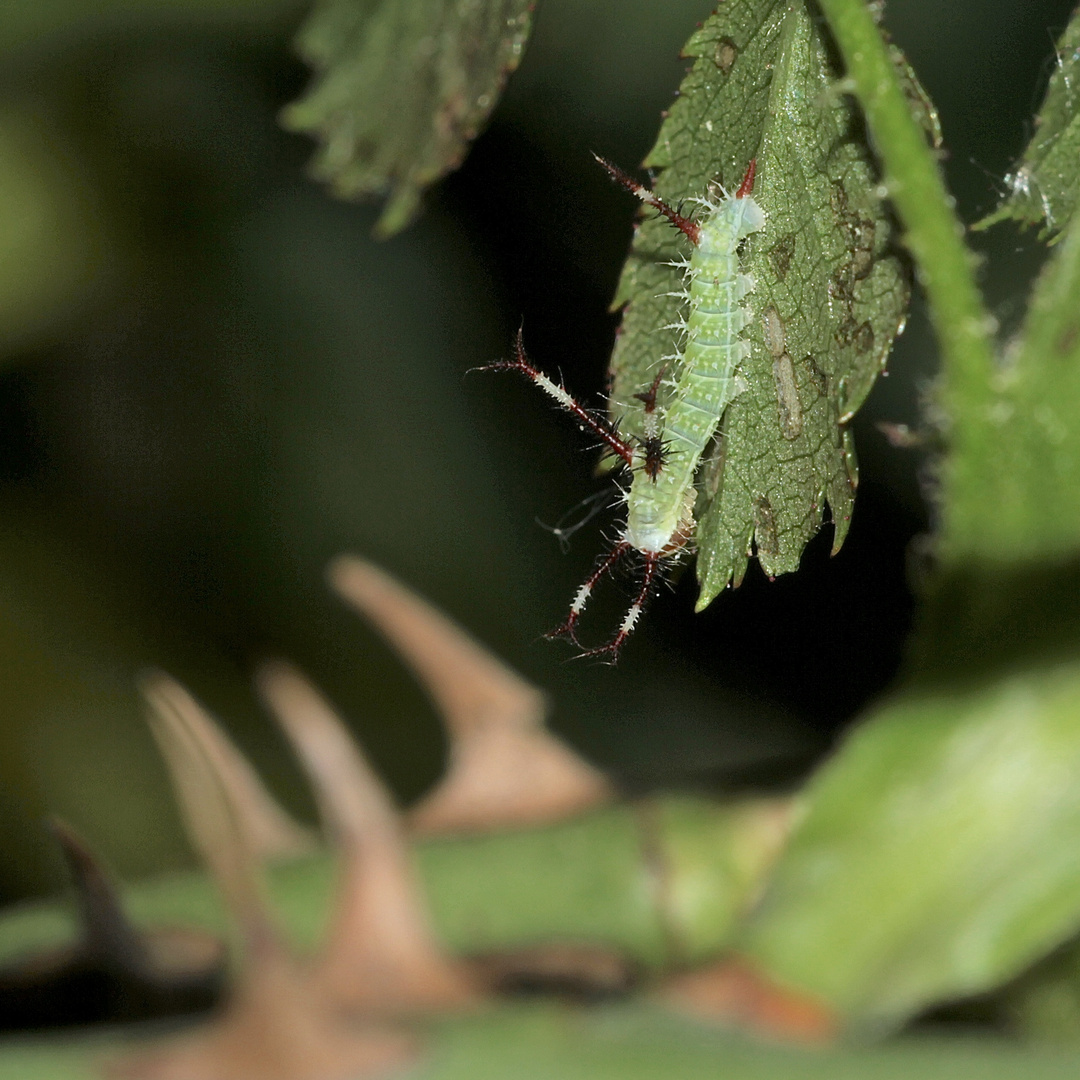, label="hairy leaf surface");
[281,0,533,237]
[607,0,908,607]
[978,7,1080,238]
